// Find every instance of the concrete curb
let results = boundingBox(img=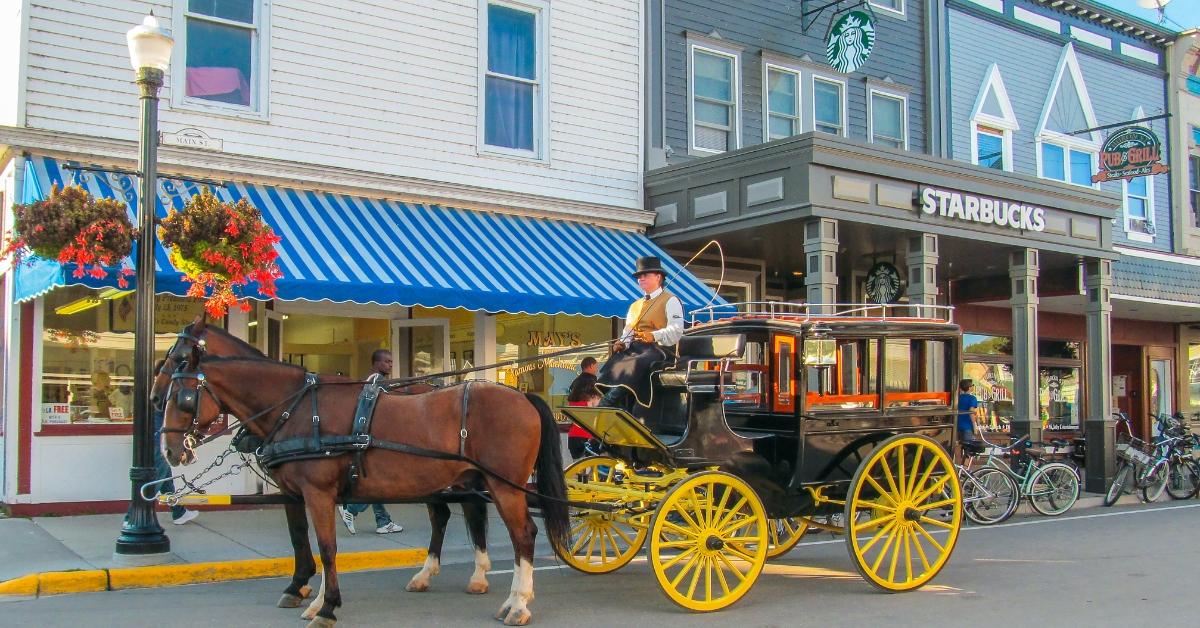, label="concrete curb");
[0,548,427,599]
